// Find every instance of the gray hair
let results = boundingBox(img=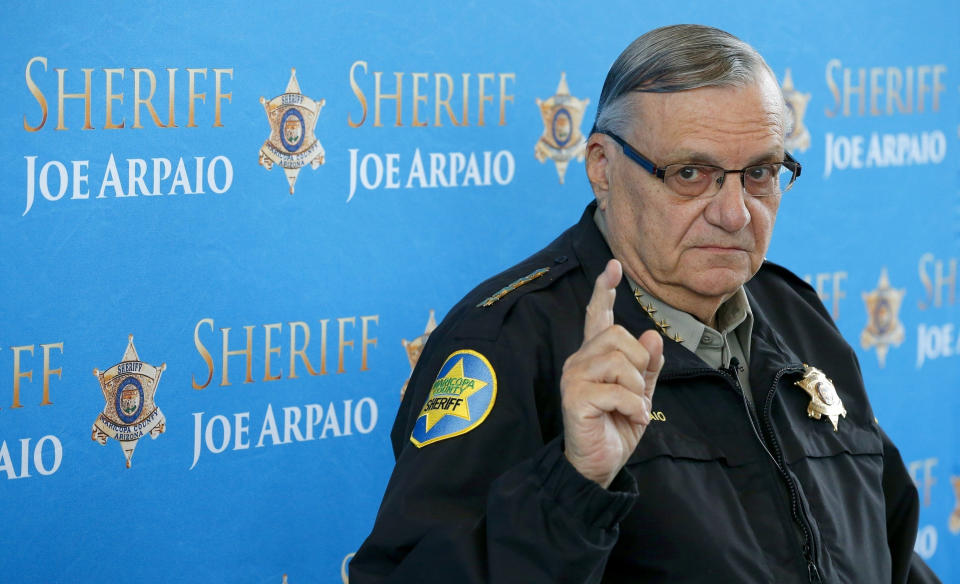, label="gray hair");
[591,24,780,136]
